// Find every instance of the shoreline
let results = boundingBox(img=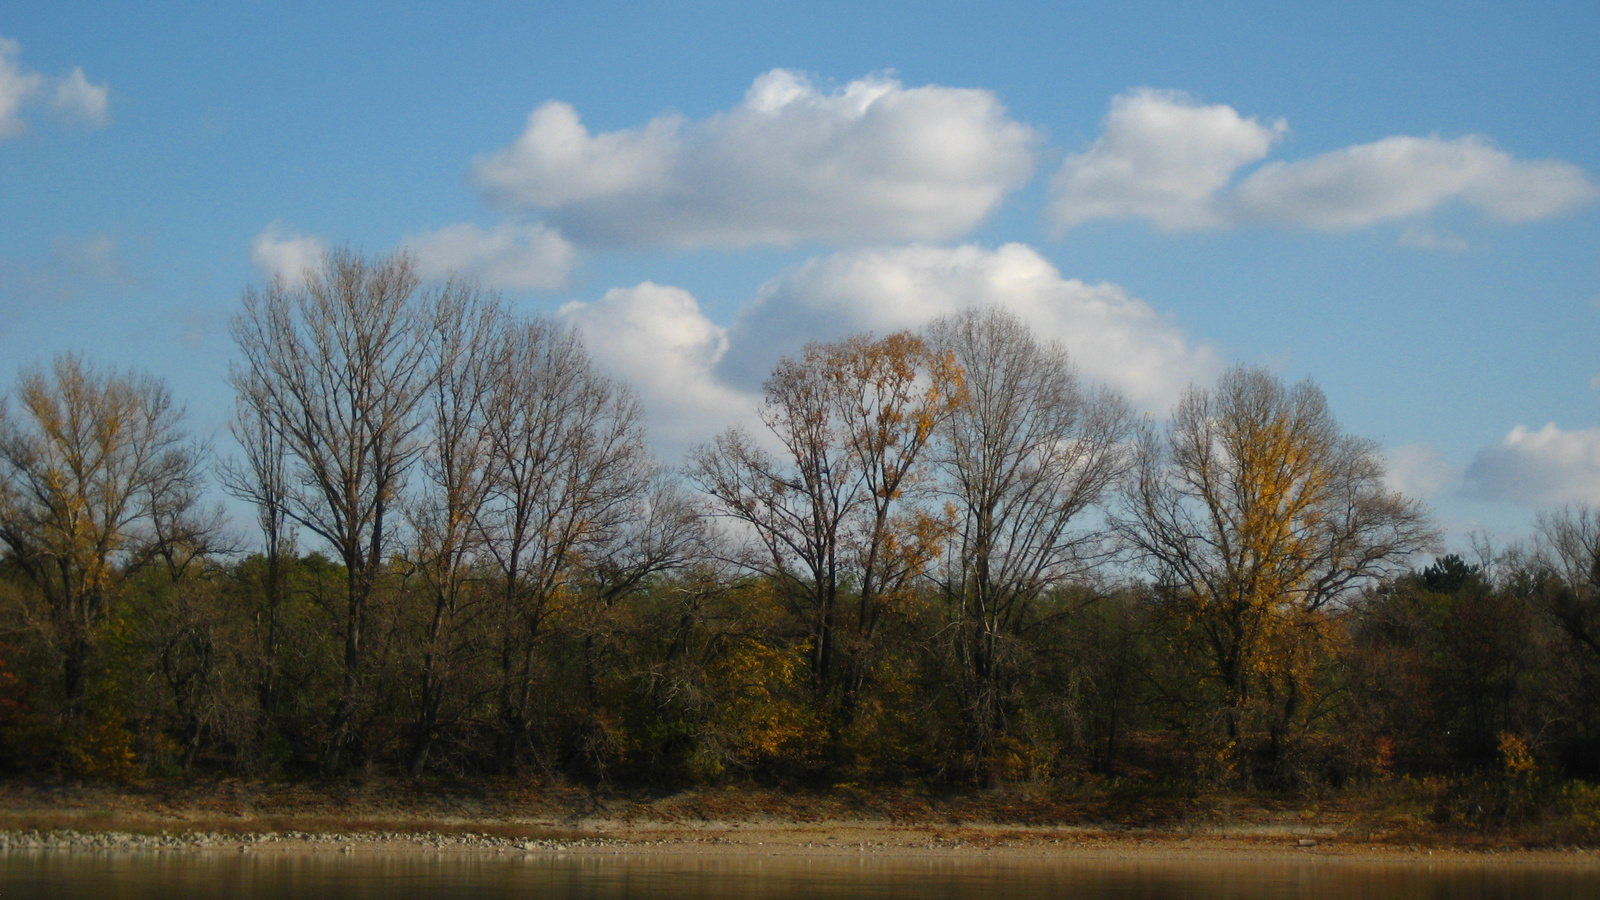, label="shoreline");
[3,824,1598,867]
[2,779,1598,866]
